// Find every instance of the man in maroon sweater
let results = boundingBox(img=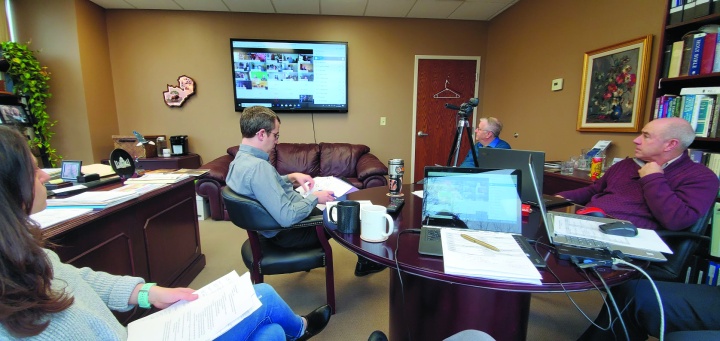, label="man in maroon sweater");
[557,117,719,231]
